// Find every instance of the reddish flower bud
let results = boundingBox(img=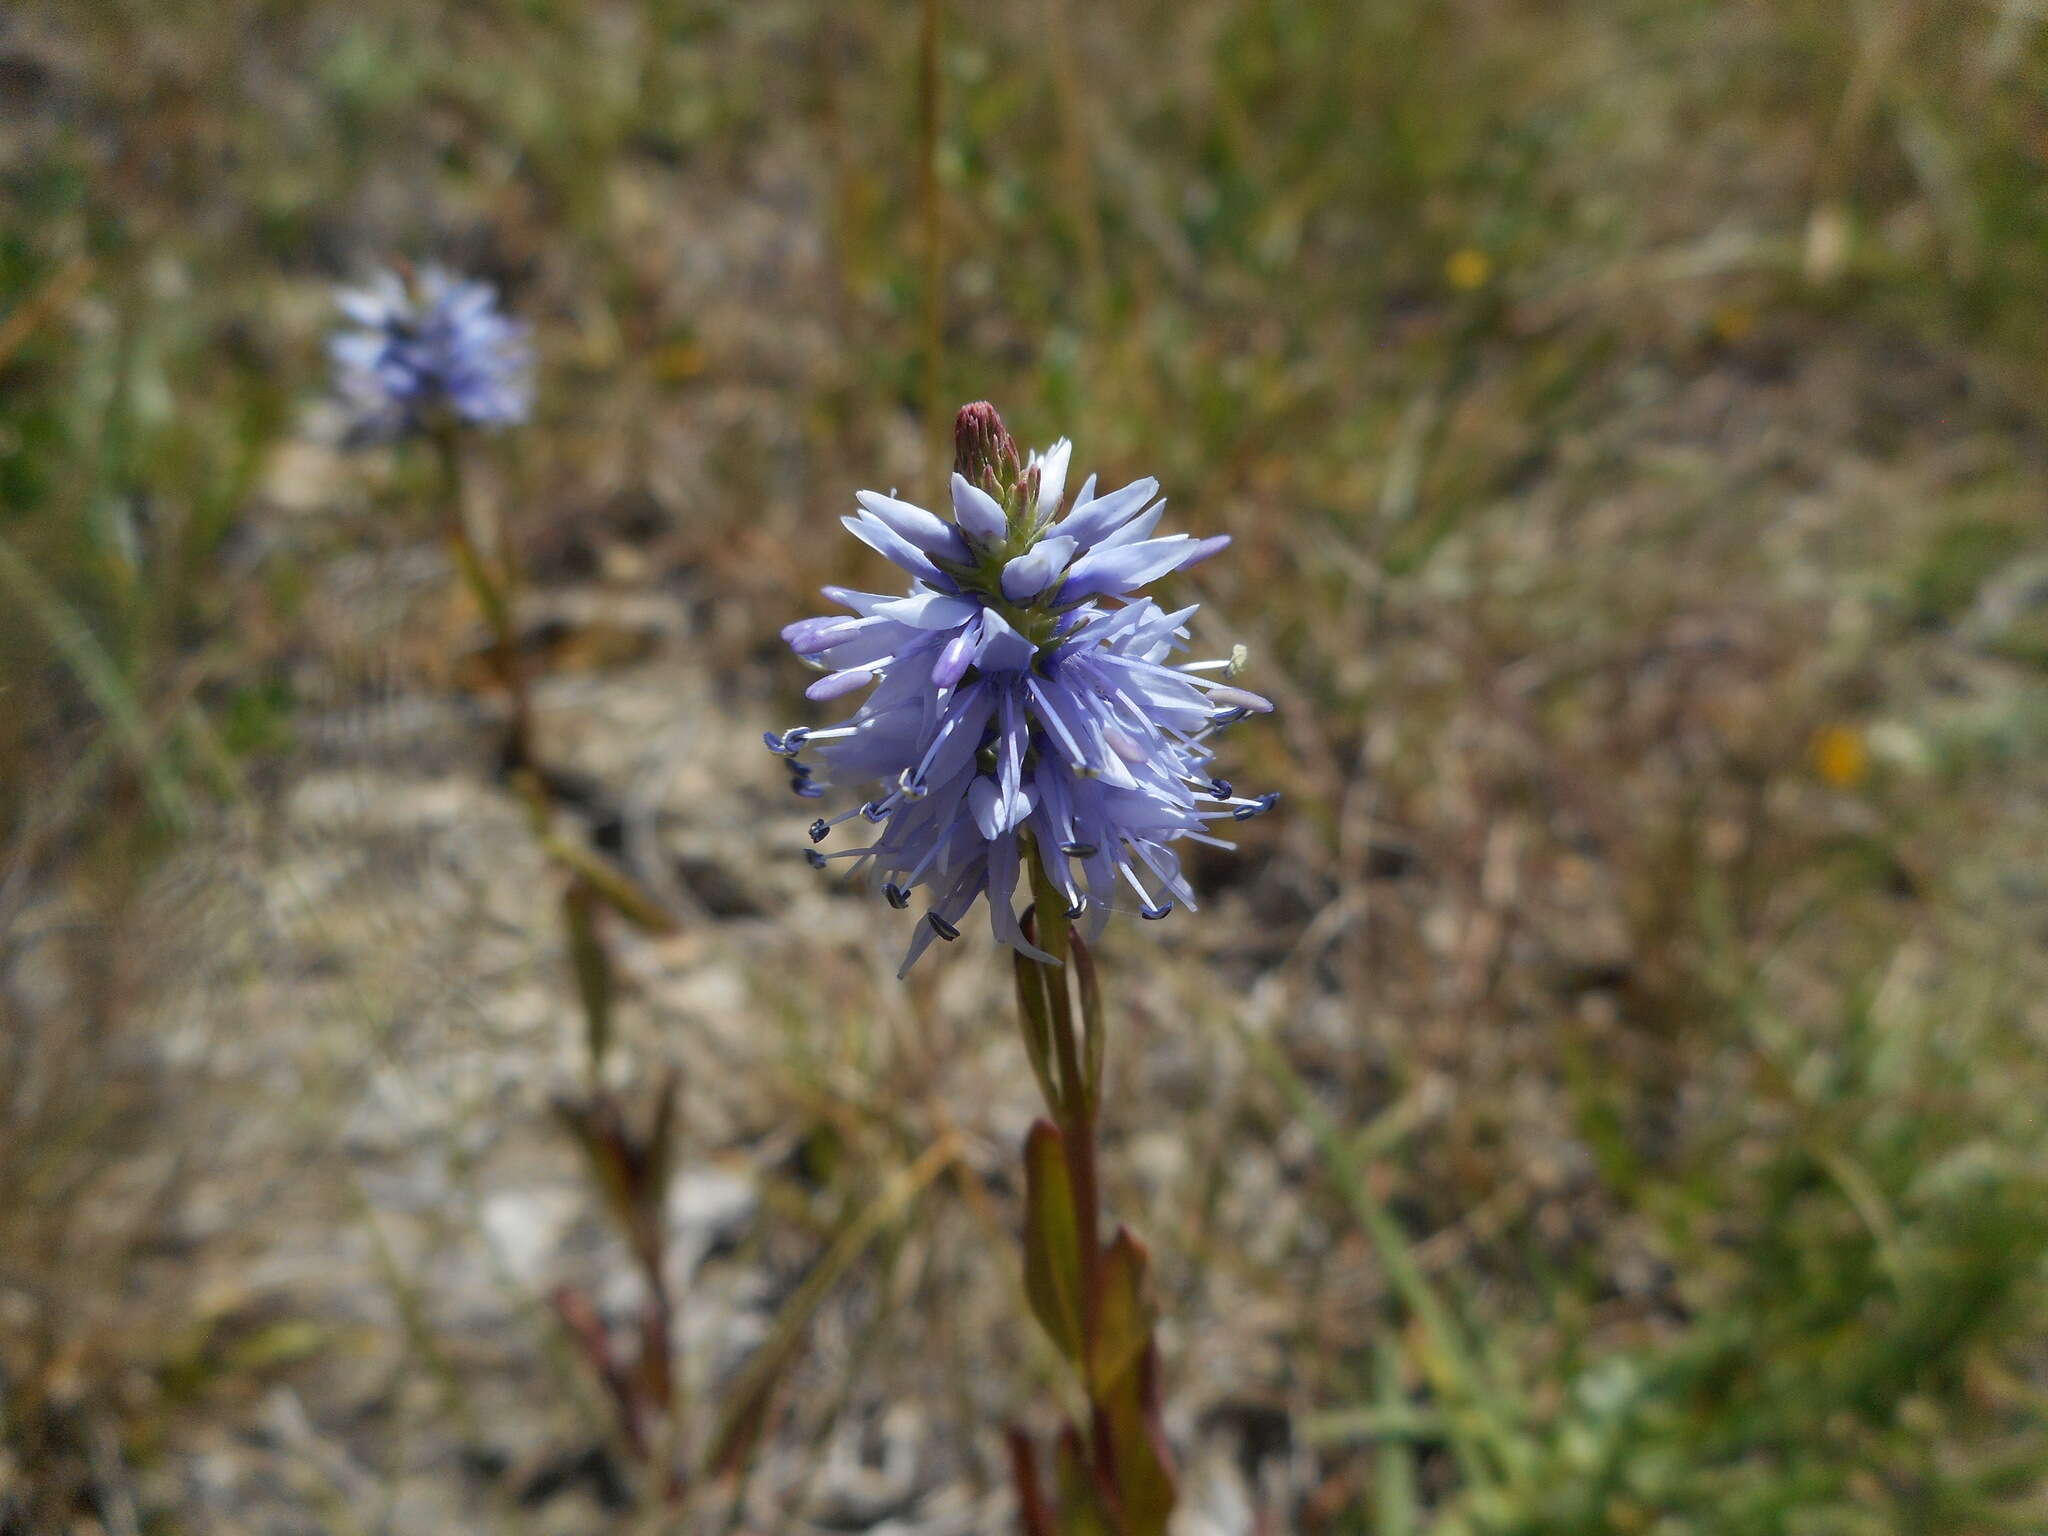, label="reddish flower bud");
[953,400,1020,500]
